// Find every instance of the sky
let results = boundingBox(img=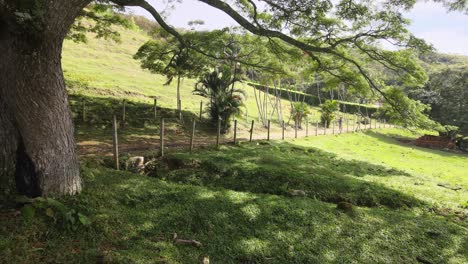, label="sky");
[130,0,468,55]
